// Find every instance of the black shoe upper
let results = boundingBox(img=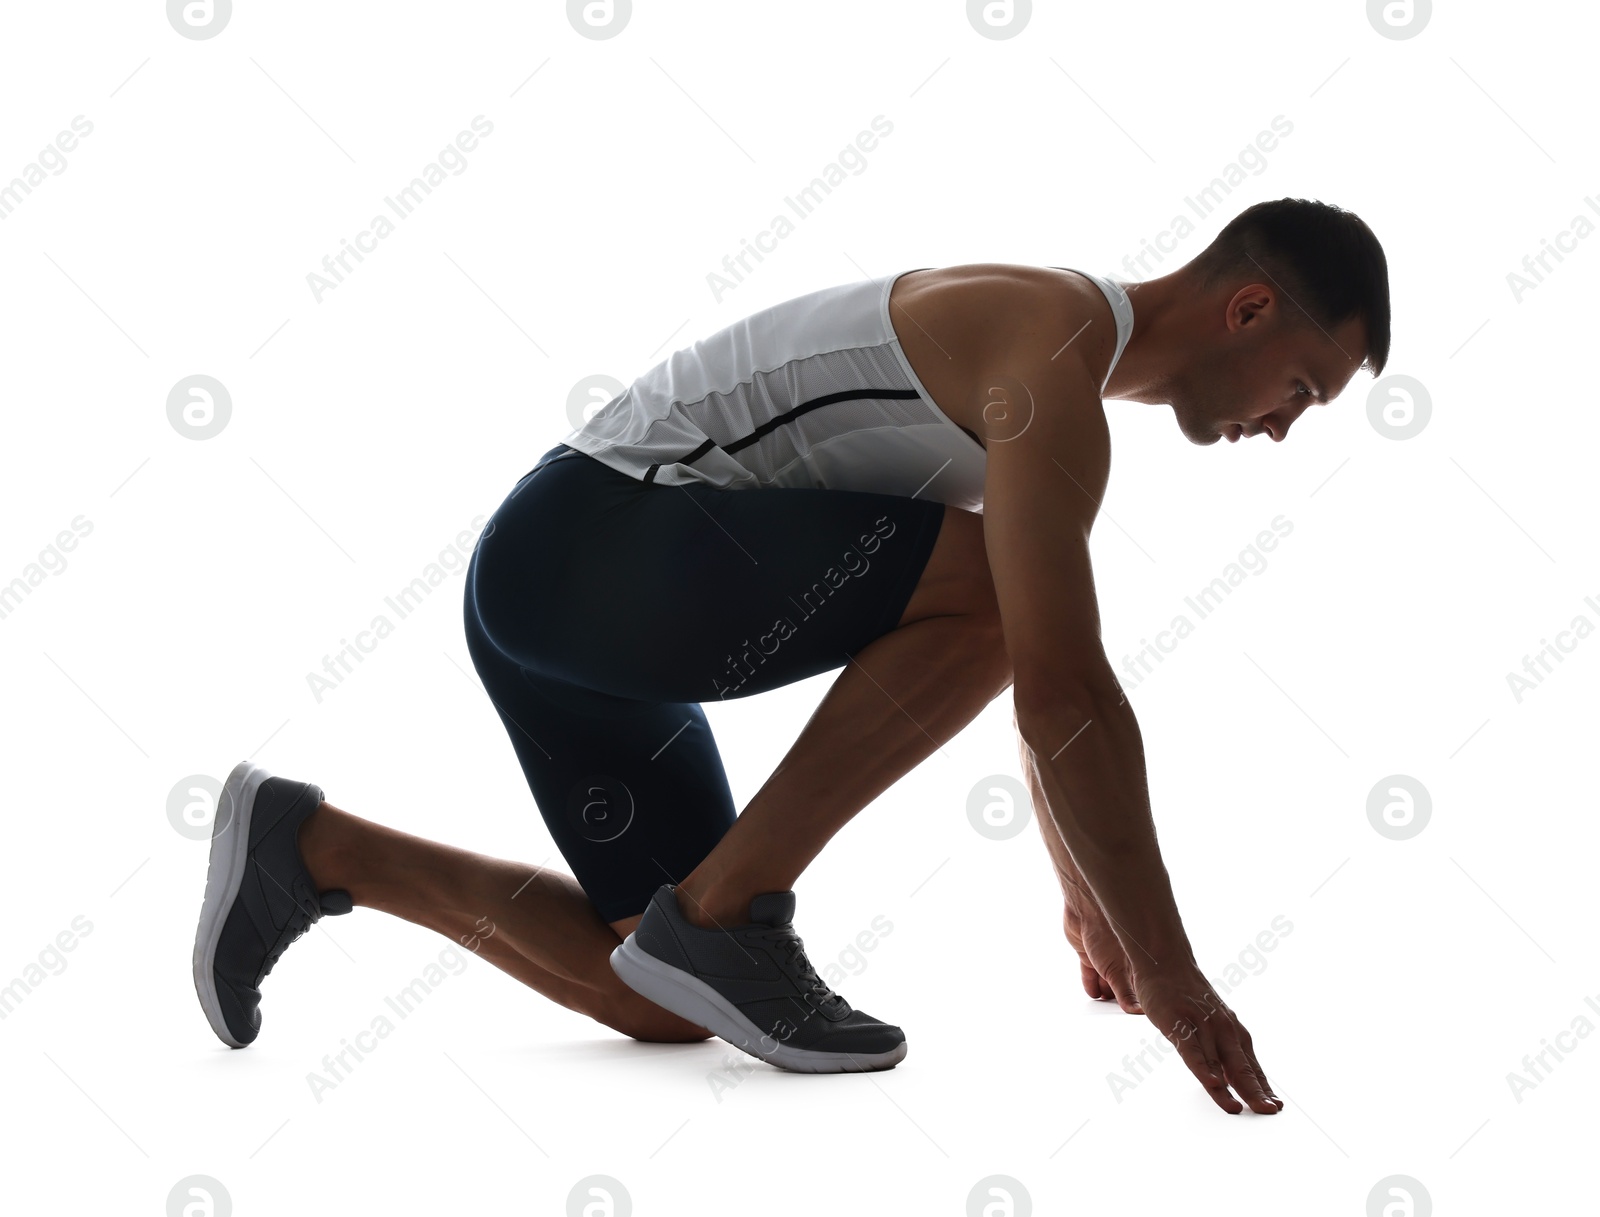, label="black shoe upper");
[212,776,351,1045]
[633,884,903,1057]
